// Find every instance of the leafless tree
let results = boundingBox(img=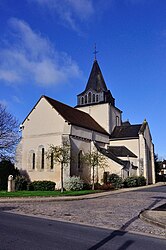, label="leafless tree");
[0,104,20,160]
